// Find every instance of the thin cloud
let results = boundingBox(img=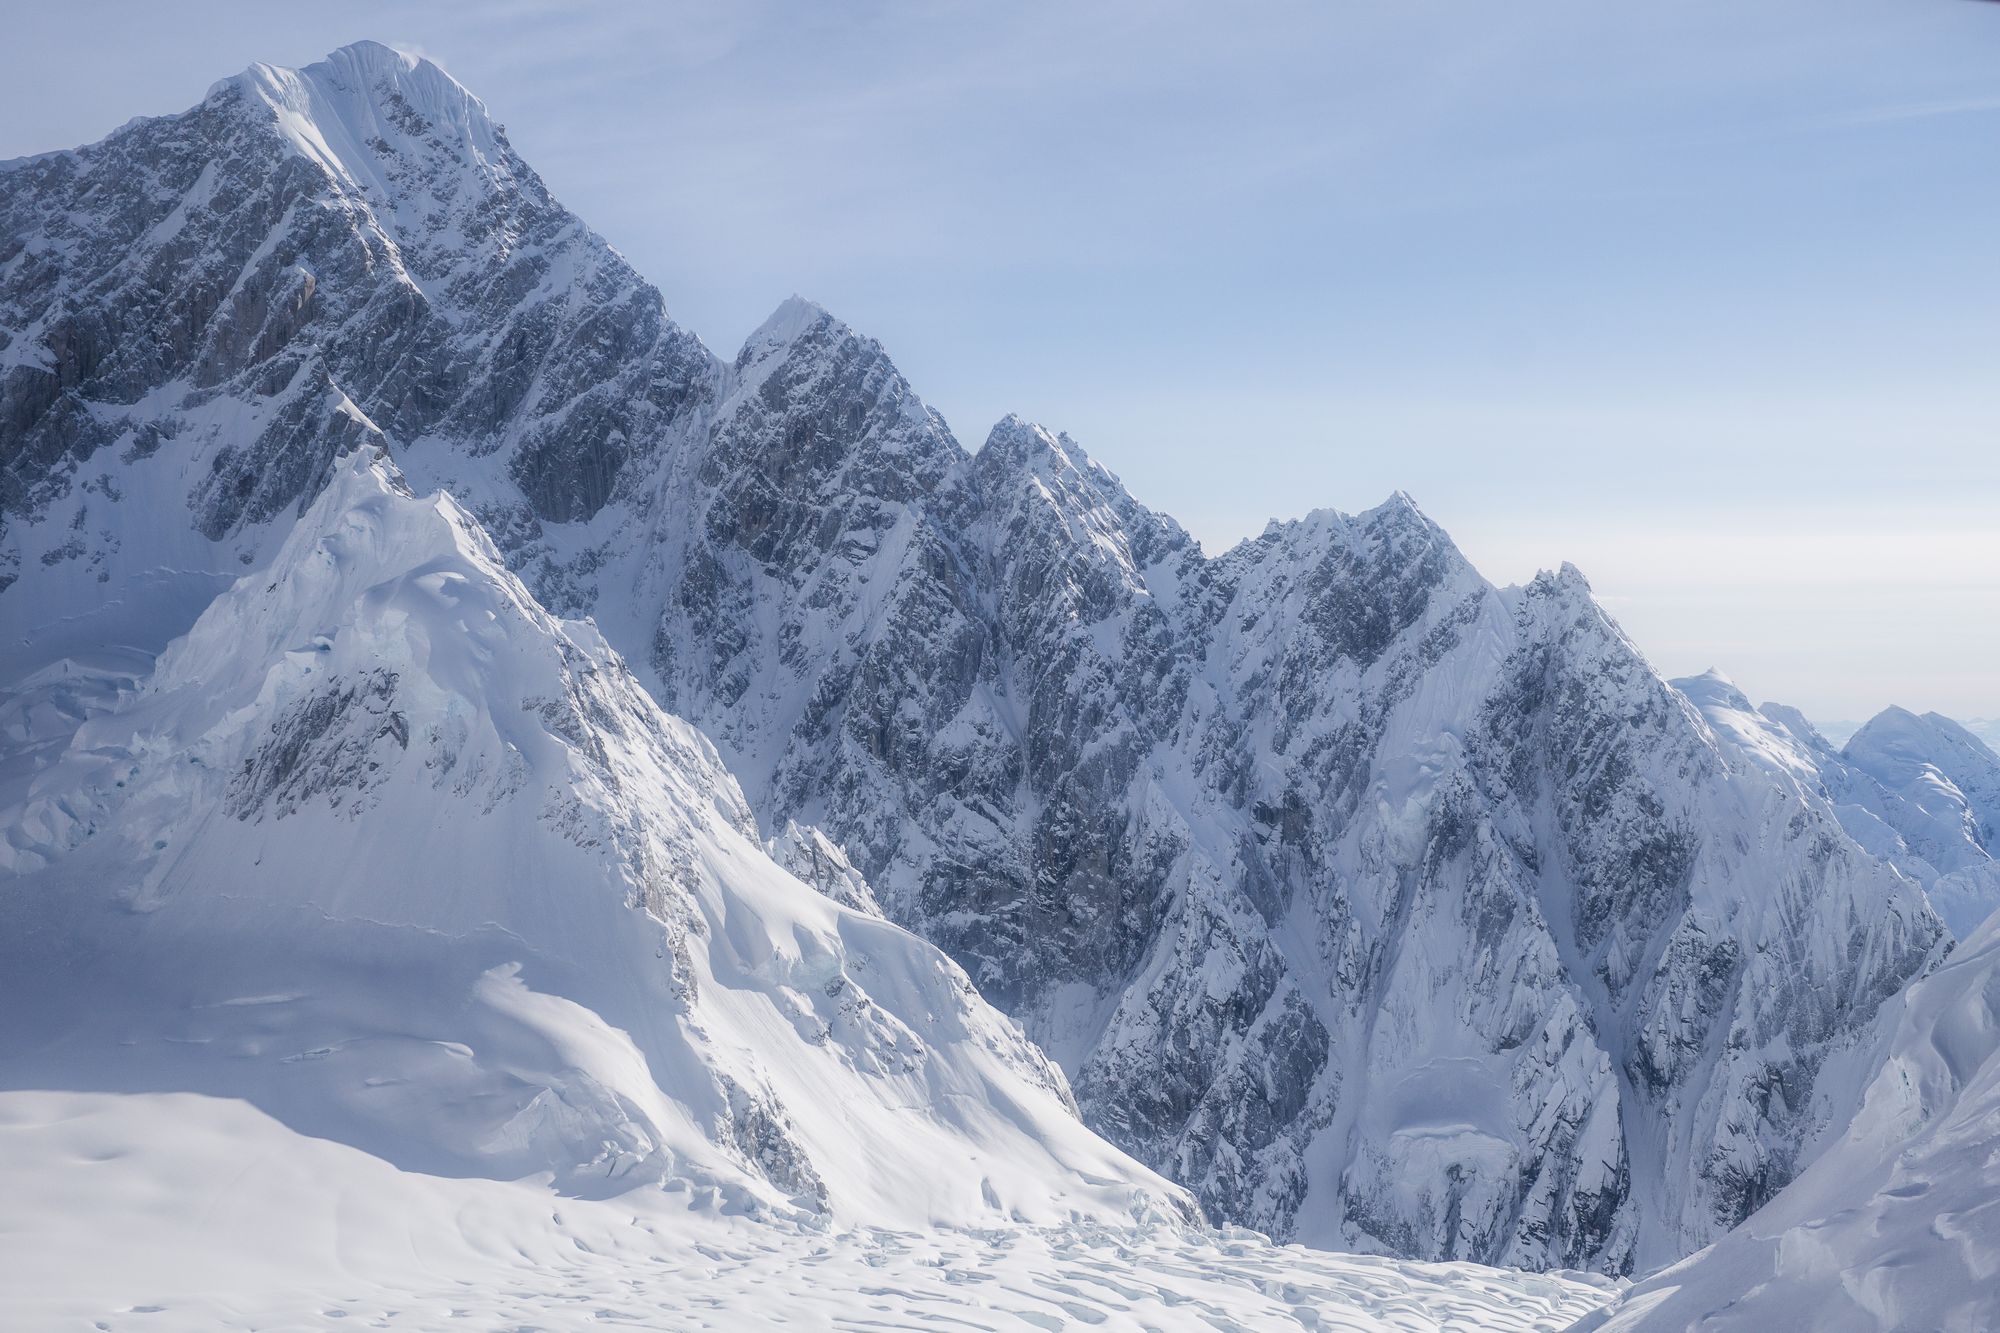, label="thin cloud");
[1810,94,2000,128]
